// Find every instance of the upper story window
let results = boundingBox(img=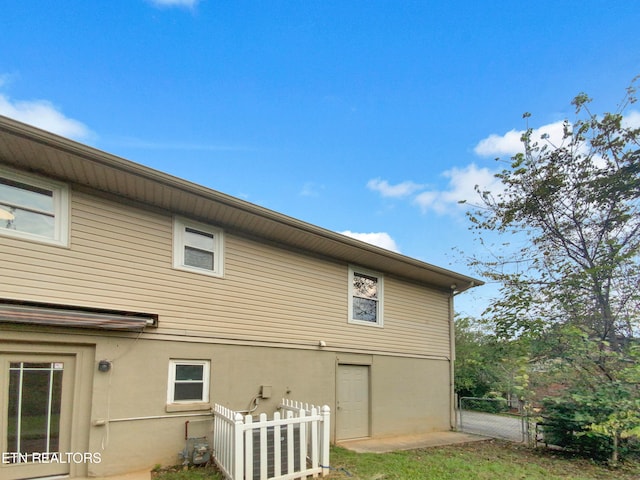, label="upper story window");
[173,217,224,277]
[348,266,384,327]
[0,166,69,247]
